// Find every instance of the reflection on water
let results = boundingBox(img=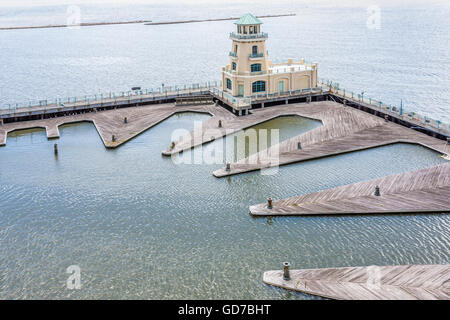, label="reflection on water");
[0,112,448,299]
